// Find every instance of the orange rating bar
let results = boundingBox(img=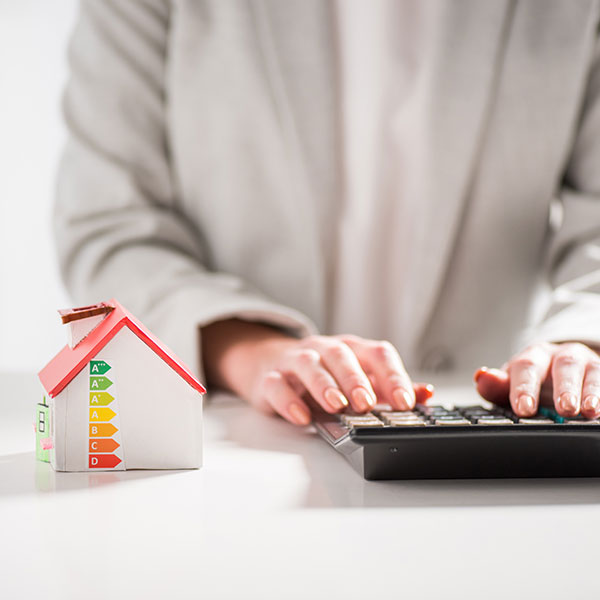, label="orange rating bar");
[89,407,116,422]
[89,438,120,453]
[89,423,118,437]
[89,454,122,469]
